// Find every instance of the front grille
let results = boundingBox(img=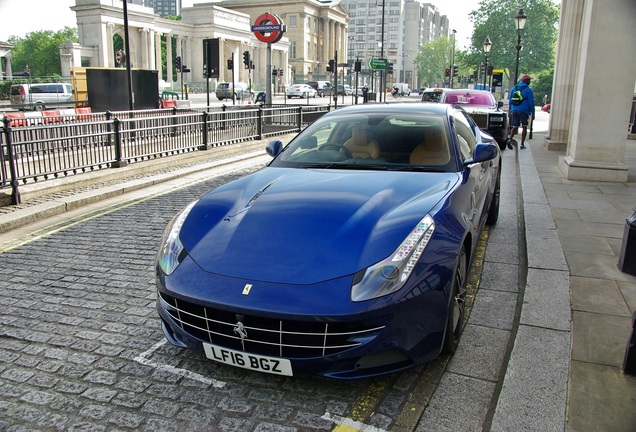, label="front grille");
[471,113,488,129]
[159,292,385,358]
